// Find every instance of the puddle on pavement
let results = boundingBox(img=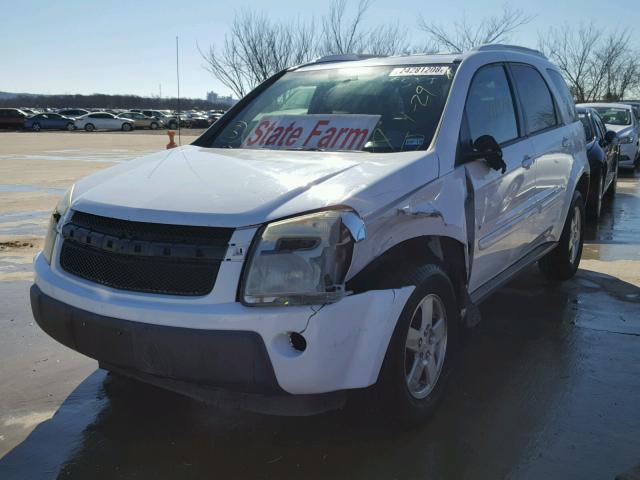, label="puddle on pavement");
[0,184,66,195]
[582,242,640,261]
[0,211,49,236]
[0,211,50,223]
[0,149,156,163]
